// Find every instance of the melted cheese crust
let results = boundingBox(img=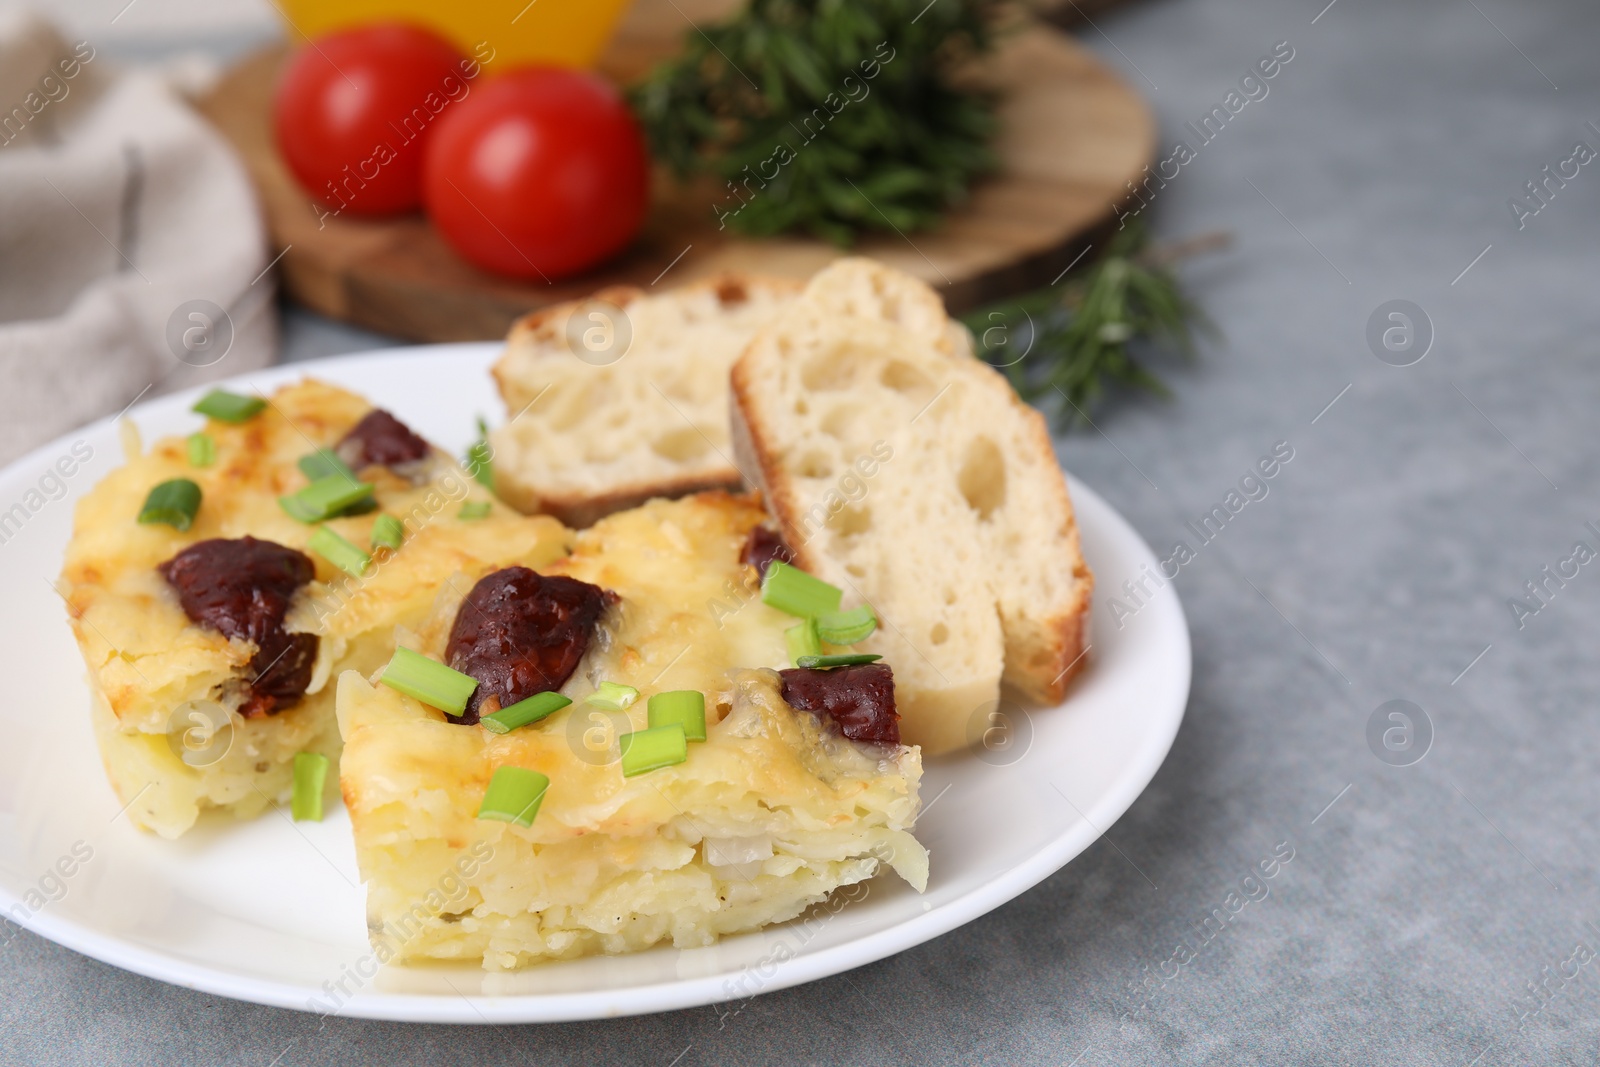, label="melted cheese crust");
[338,492,926,968]
[60,379,571,837]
